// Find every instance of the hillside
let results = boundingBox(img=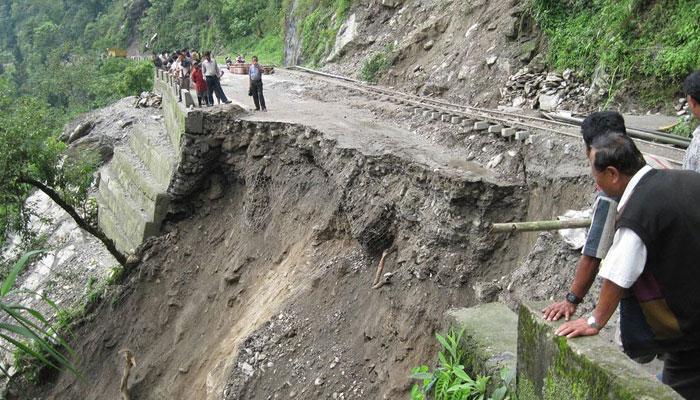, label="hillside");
[3,0,699,112]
